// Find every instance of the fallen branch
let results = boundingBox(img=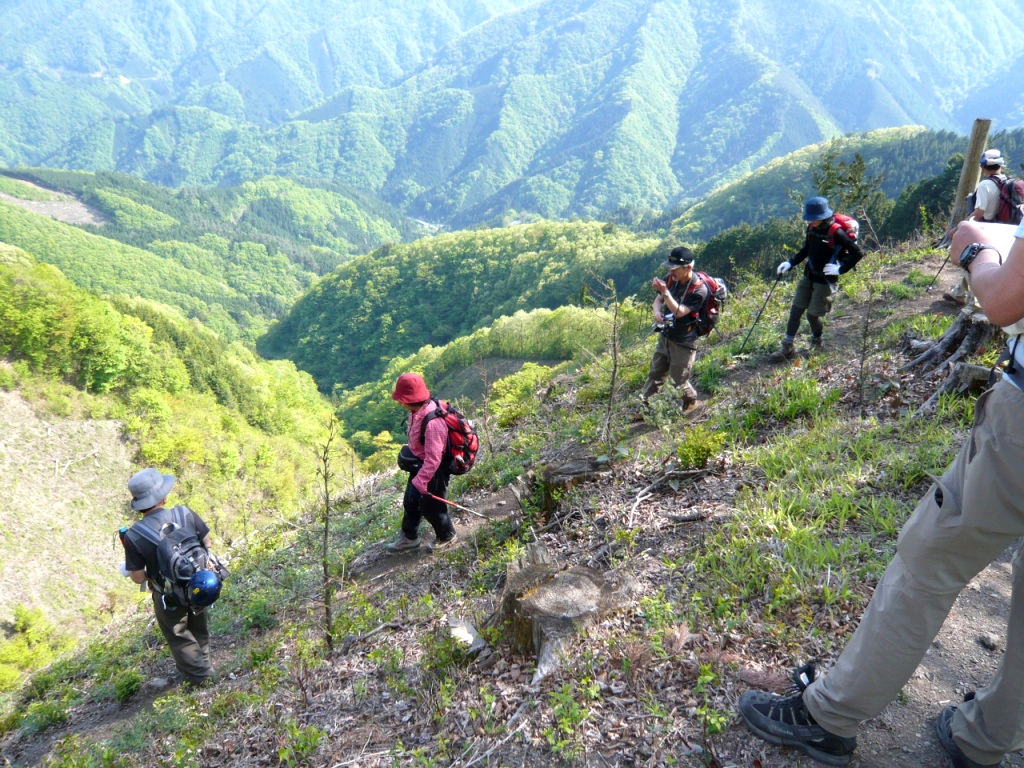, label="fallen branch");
[459,720,528,768]
[339,621,404,655]
[60,449,99,475]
